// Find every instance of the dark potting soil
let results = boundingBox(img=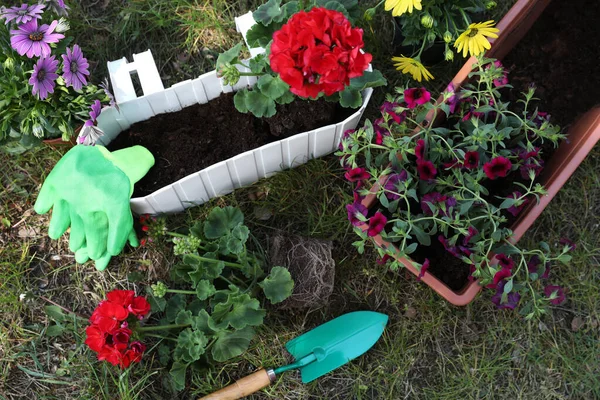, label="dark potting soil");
[108,93,352,197]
